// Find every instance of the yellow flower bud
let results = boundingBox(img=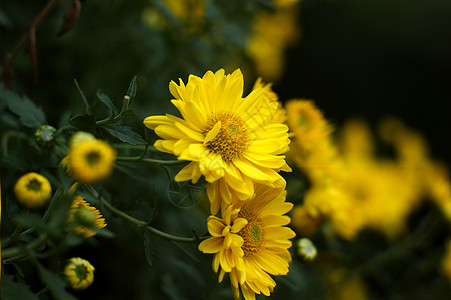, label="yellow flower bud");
[64,257,95,290]
[14,172,52,208]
